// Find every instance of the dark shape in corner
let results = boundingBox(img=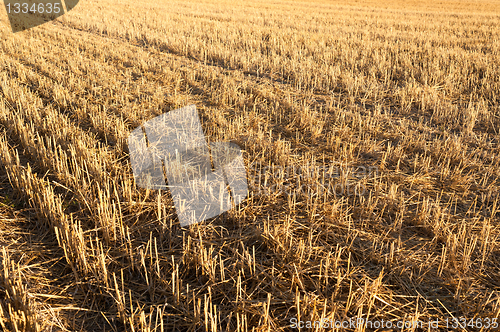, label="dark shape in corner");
[4,0,80,33]
[64,0,78,11]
